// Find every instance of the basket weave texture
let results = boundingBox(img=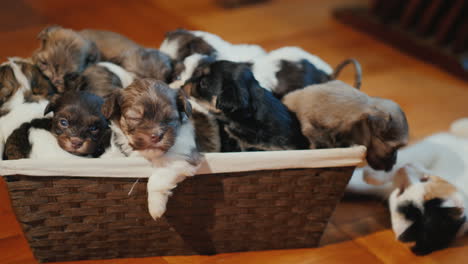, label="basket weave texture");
[5,167,353,263]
